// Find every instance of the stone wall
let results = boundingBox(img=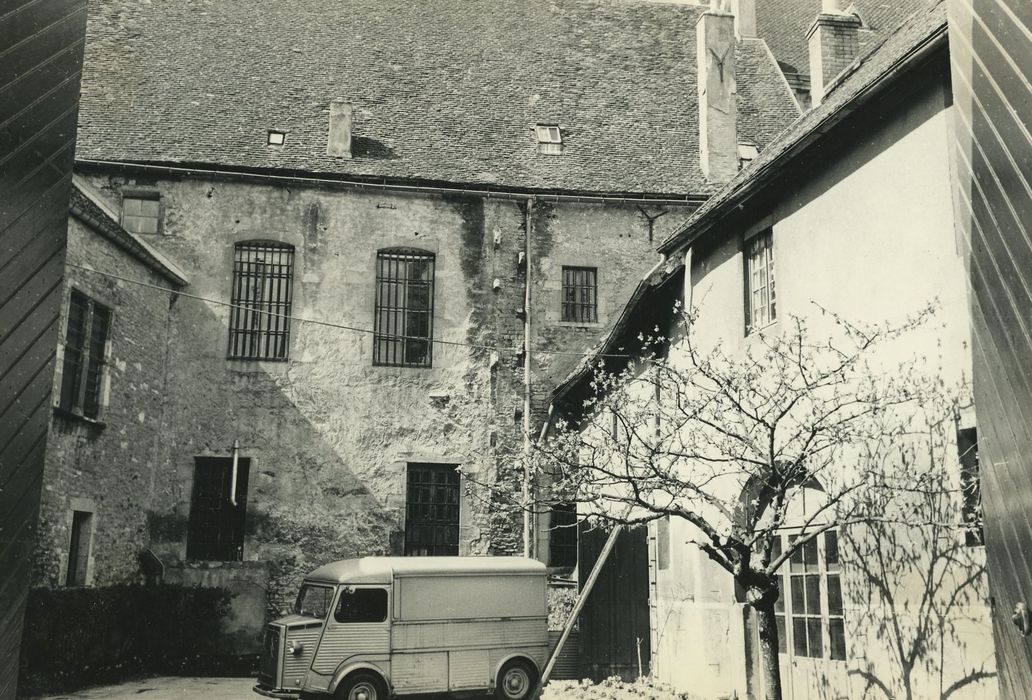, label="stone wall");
[34,214,178,588]
[60,171,691,614]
